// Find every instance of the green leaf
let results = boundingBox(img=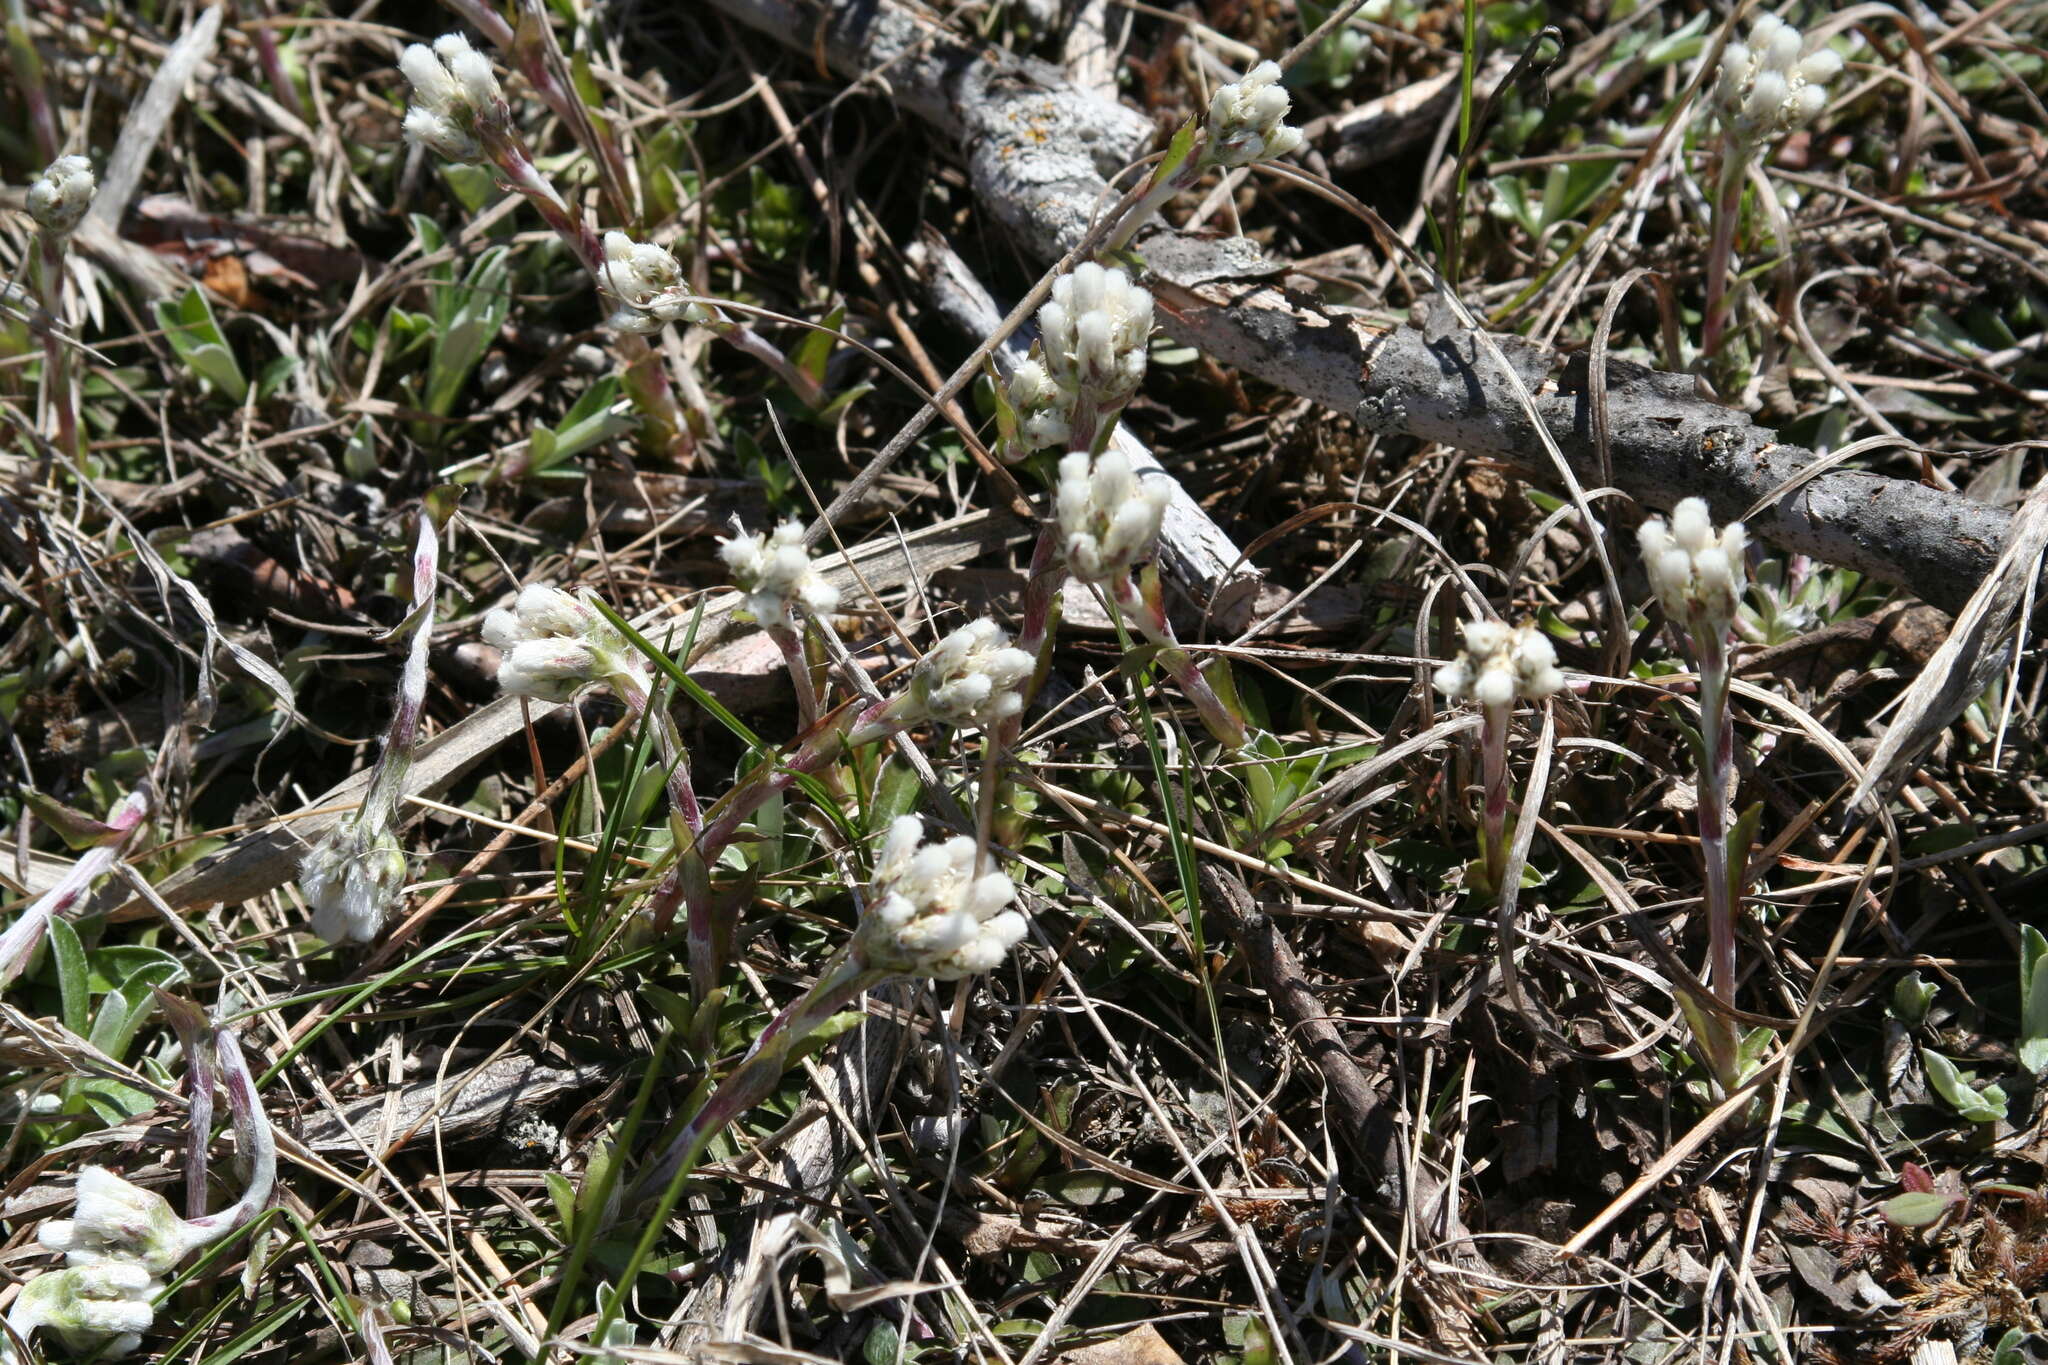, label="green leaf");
[793,304,845,386]
[153,286,248,402]
[1890,971,1937,1028]
[1156,117,1199,184]
[2020,926,2048,1072]
[1879,1191,1960,1228]
[49,918,89,1038]
[545,1171,578,1237]
[1920,1048,2007,1124]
